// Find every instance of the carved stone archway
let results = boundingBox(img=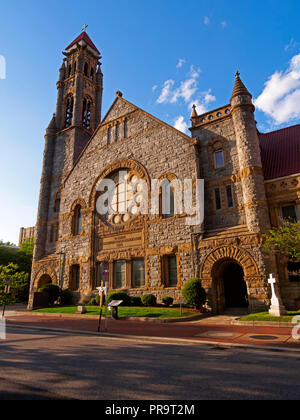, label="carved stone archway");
[200,247,260,313]
[33,266,58,292]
